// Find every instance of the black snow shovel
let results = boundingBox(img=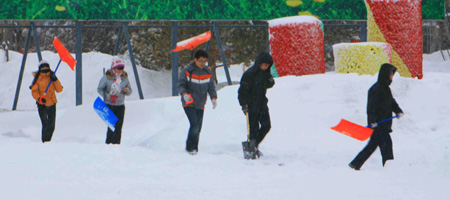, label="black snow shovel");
[242,112,257,159]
